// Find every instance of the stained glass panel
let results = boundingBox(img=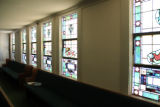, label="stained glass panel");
[23,44,26,53]
[134,34,160,65]
[22,54,26,64]
[43,22,52,41]
[31,55,37,66]
[133,0,160,33]
[43,56,52,72]
[132,67,160,101]
[63,40,77,58]
[12,33,15,44]
[31,26,36,42]
[31,43,36,54]
[62,59,77,79]
[22,29,26,43]
[44,42,52,56]
[12,44,15,53]
[62,13,77,39]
